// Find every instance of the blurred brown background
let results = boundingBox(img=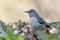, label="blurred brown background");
[0,0,60,24]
